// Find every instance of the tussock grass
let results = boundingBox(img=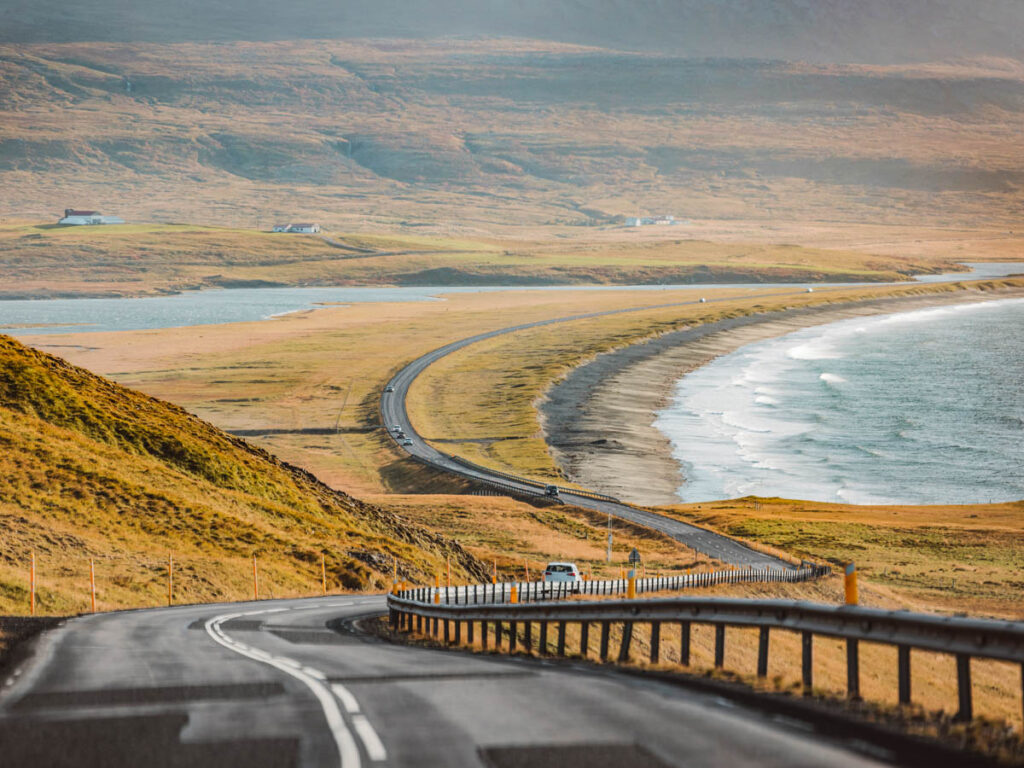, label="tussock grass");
[0,334,485,614]
[377,493,719,581]
[663,497,1024,619]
